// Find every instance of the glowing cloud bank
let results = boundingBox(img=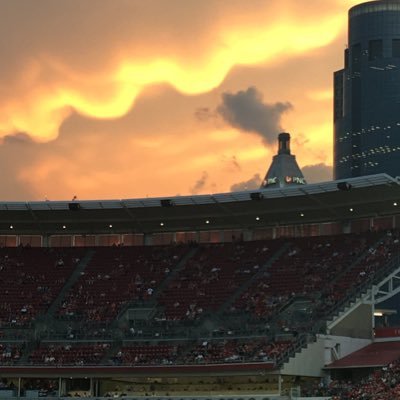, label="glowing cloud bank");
[0,0,346,141]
